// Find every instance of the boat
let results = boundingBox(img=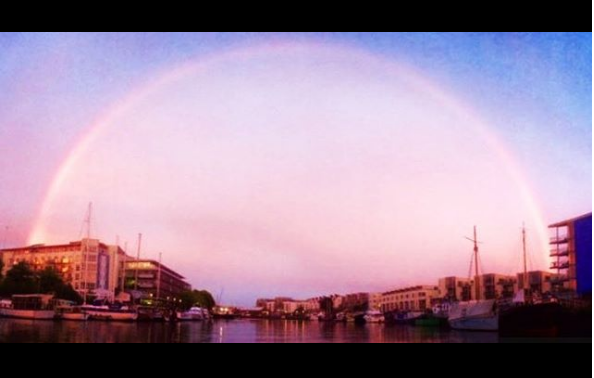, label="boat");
[498,226,585,338]
[447,227,499,332]
[82,305,138,322]
[0,299,11,317]
[137,306,165,322]
[448,300,499,331]
[1,295,56,320]
[55,305,89,321]
[212,312,238,320]
[385,311,424,325]
[499,301,563,337]
[414,315,448,328]
[54,299,88,321]
[414,308,449,328]
[335,312,347,323]
[363,310,385,324]
[212,306,238,320]
[177,307,205,321]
